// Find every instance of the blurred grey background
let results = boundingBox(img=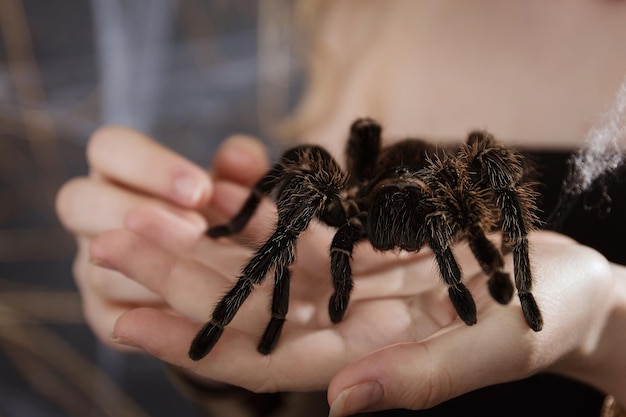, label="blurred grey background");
[0,1,299,416]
